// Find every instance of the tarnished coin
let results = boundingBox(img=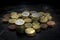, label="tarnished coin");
[24,23,32,28]
[8,19,17,23]
[2,17,9,22]
[3,14,10,18]
[40,24,48,29]
[22,11,30,17]
[47,21,56,27]
[16,25,25,33]
[25,28,36,36]
[15,19,25,25]
[8,25,16,30]
[24,18,32,22]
